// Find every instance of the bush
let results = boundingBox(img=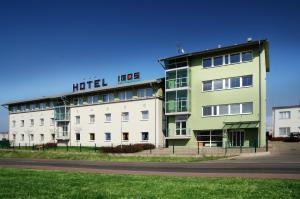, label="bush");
[100,143,155,153]
[45,142,57,149]
[0,140,10,148]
